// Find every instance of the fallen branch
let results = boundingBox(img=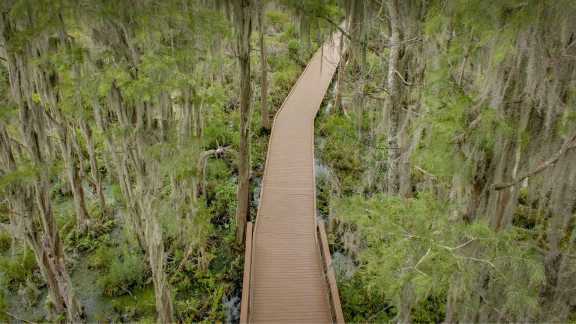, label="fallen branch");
[316,15,351,41]
[196,146,236,198]
[415,165,437,179]
[5,312,37,324]
[393,69,414,86]
[493,132,576,190]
